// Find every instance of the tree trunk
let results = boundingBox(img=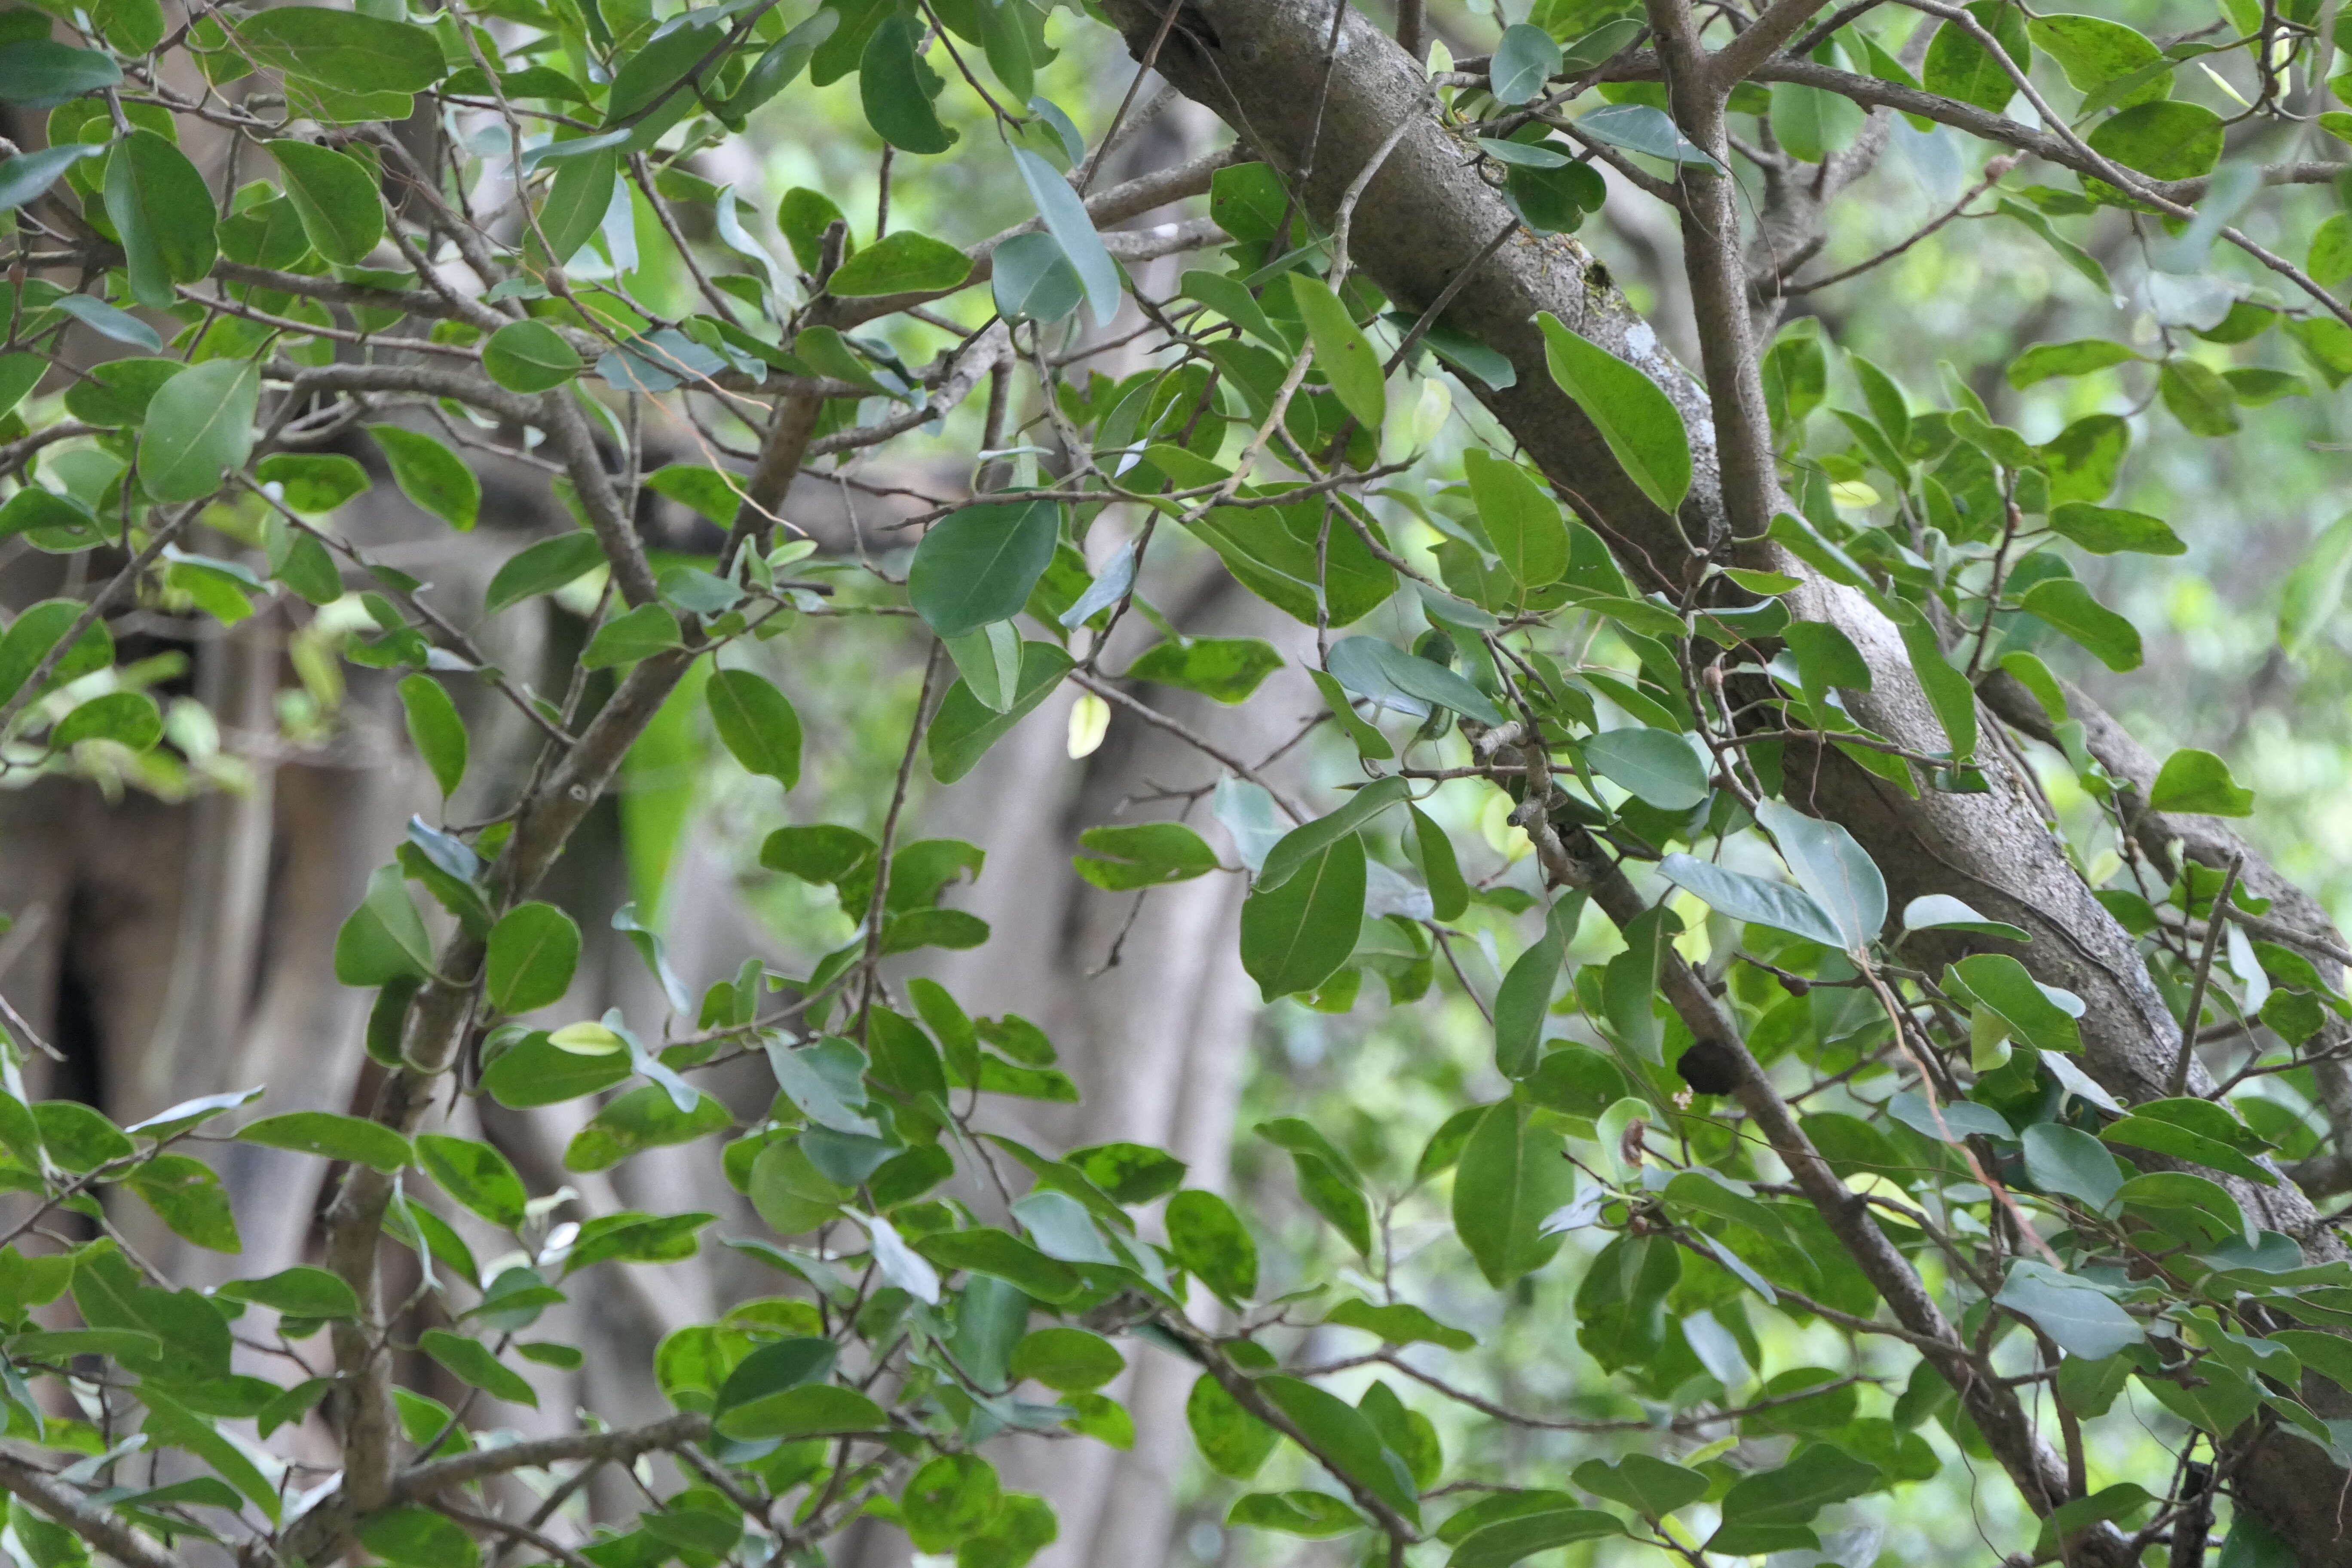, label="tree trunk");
[1091,1,2352,1558]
